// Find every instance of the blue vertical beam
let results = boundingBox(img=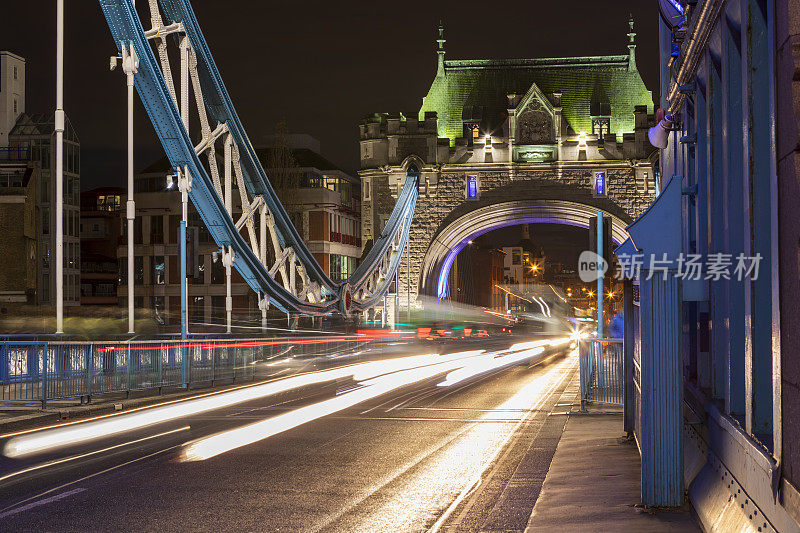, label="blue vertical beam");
[640,274,683,506]
[745,0,774,437]
[696,54,712,393]
[708,31,727,403]
[682,95,698,385]
[180,219,188,340]
[739,0,756,435]
[180,218,188,387]
[597,211,604,339]
[764,0,782,460]
[722,7,746,420]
